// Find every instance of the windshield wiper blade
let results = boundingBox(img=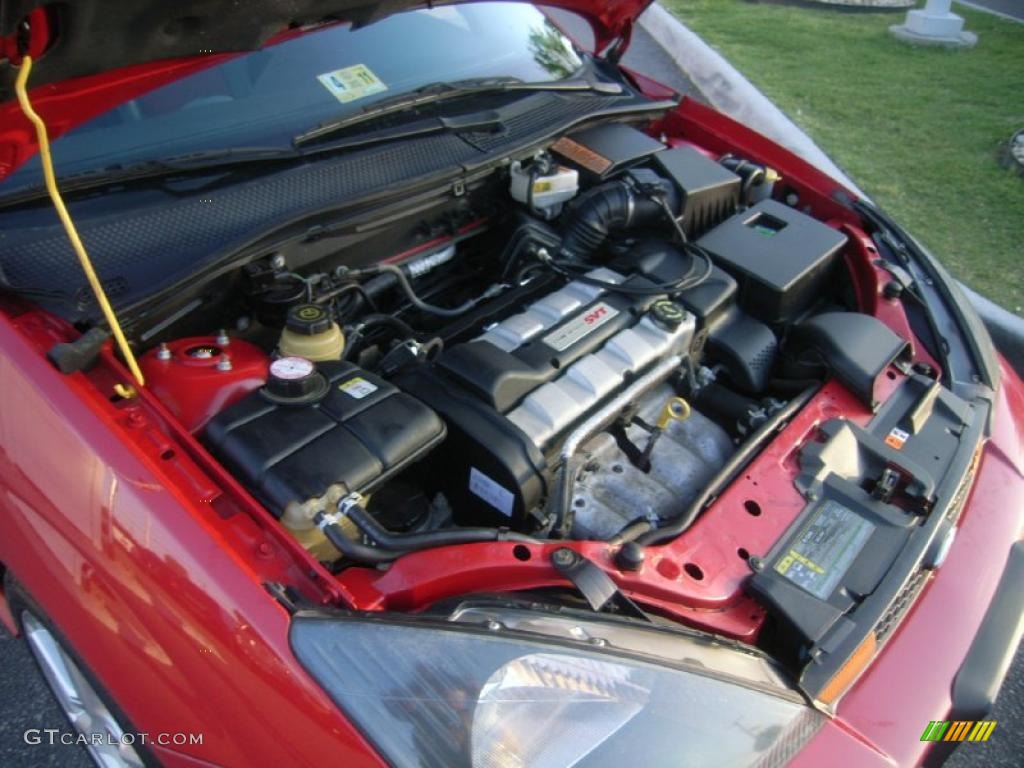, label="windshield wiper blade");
[293,75,623,147]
